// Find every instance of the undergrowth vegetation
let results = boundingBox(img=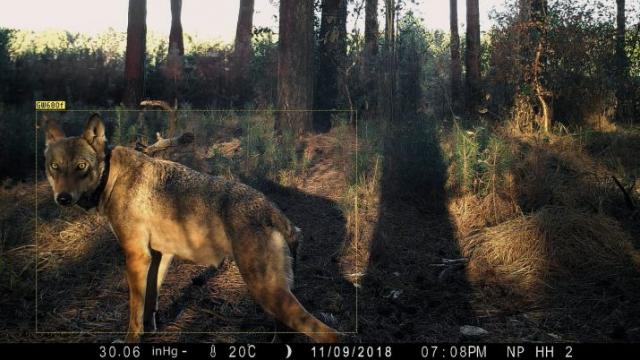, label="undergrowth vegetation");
[444,120,640,311]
